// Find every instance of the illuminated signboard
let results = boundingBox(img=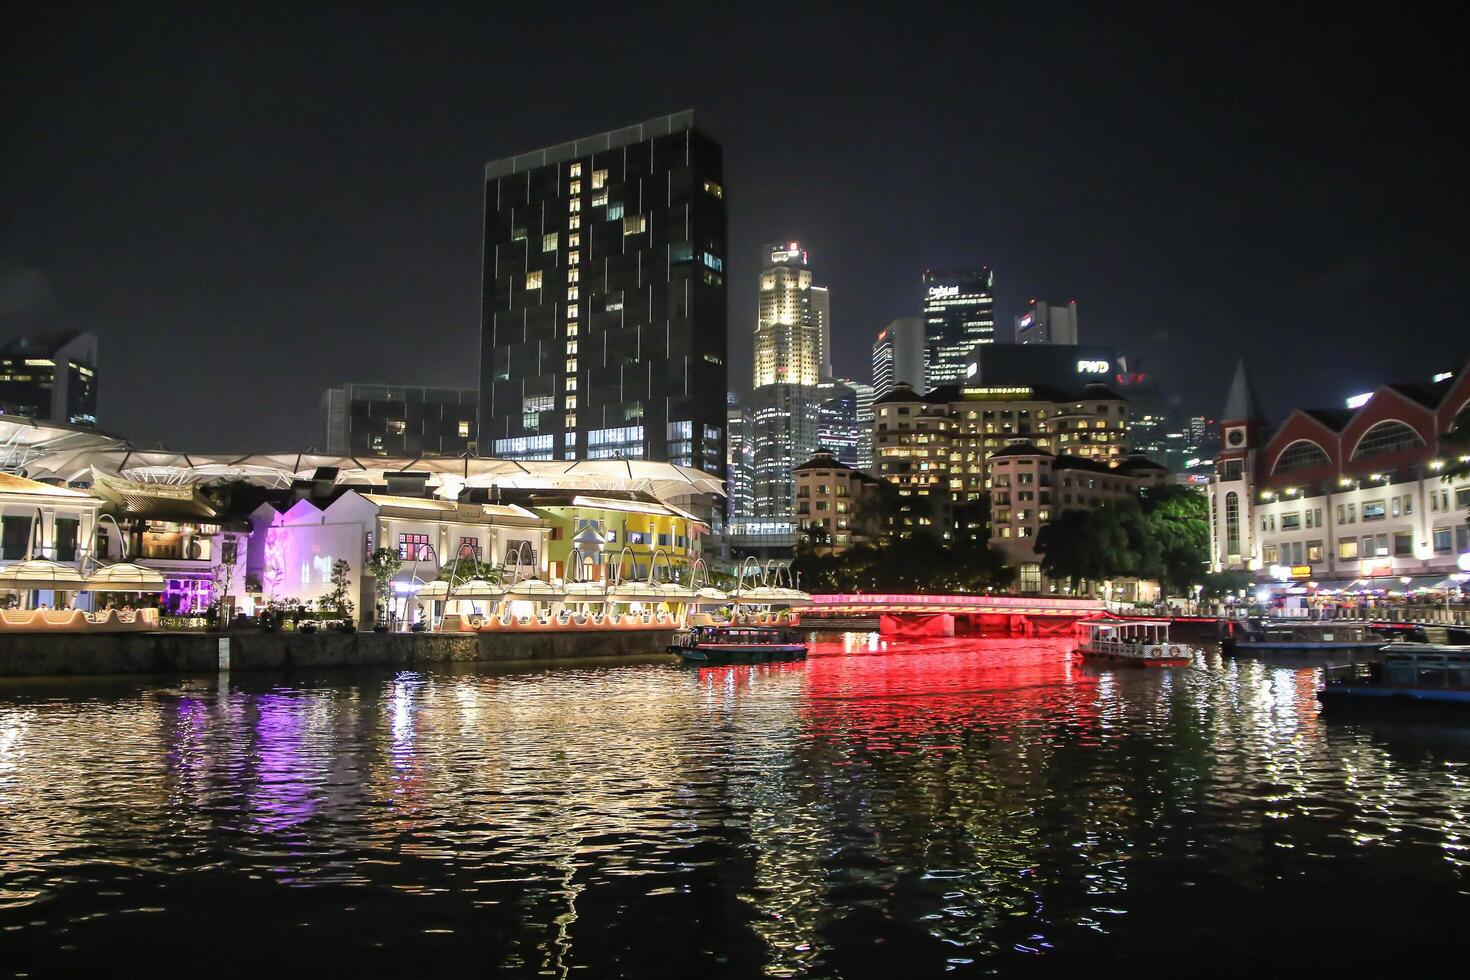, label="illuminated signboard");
[927,285,960,299]
[1345,391,1373,409]
[1076,360,1110,374]
[962,386,1035,399]
[1018,312,1034,330]
[1290,565,1313,579]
